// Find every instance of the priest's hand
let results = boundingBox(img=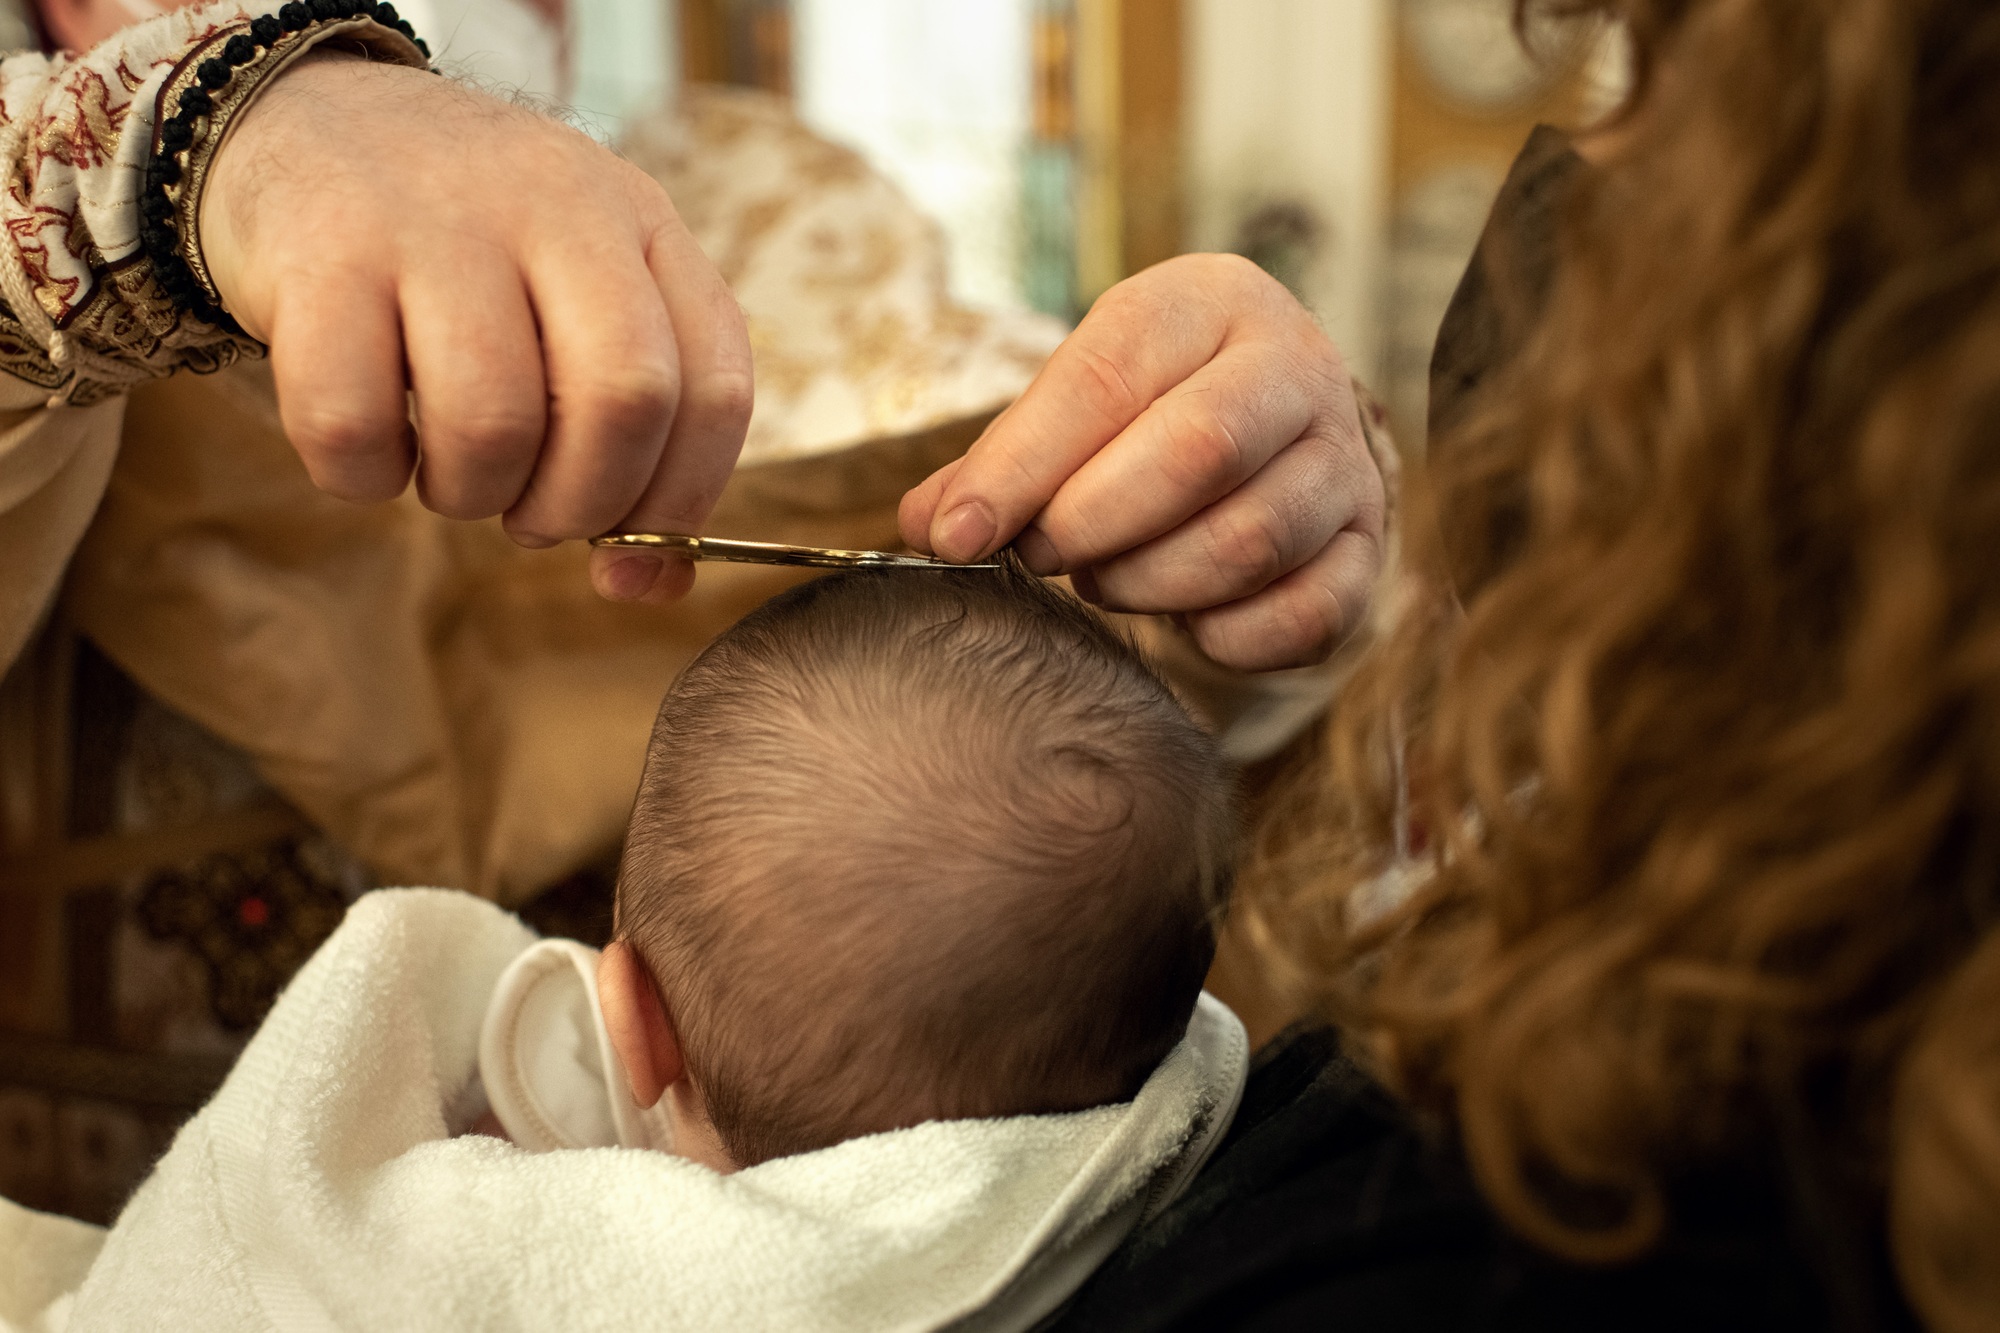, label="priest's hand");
[200,54,751,606]
[899,254,1387,673]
